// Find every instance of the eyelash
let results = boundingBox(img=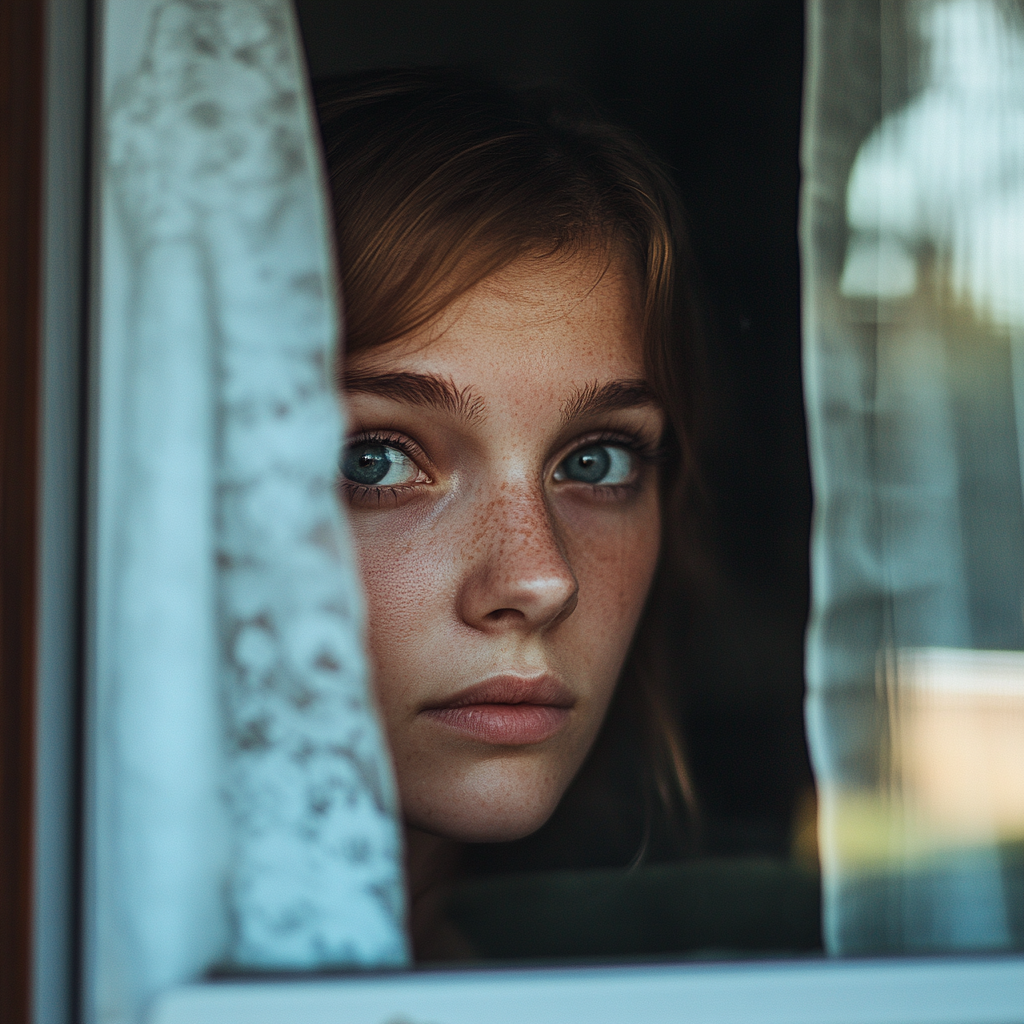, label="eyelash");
[336,430,428,507]
[578,431,664,466]
[336,428,664,506]
[349,429,423,460]
[565,431,664,498]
